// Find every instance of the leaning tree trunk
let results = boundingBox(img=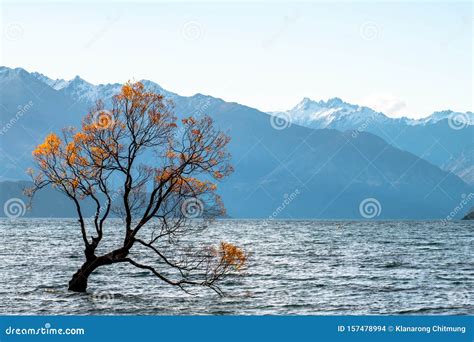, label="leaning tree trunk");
[68,245,129,292]
[68,257,104,292]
